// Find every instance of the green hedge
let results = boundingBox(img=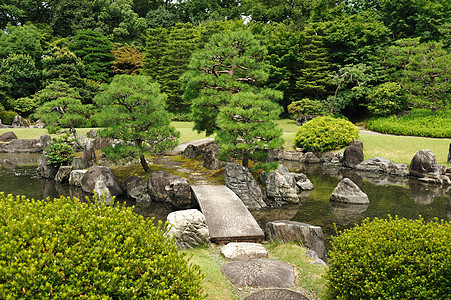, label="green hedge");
[0,111,18,125]
[367,109,451,138]
[294,116,359,153]
[0,194,205,299]
[326,217,451,299]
